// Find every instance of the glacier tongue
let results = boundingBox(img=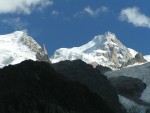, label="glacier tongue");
[51,32,135,69]
[0,31,41,68]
